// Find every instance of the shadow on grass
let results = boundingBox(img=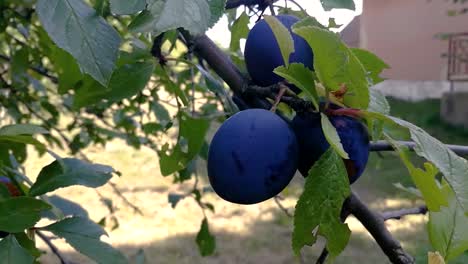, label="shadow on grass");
[38,199,436,264]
